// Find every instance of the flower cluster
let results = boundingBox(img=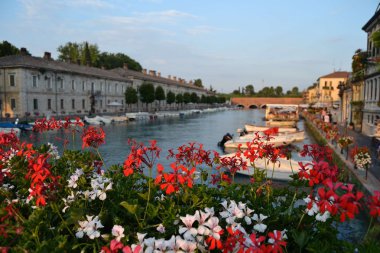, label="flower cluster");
[338,136,354,148]
[82,126,106,149]
[33,117,84,133]
[155,163,195,195]
[350,146,372,170]
[76,215,104,239]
